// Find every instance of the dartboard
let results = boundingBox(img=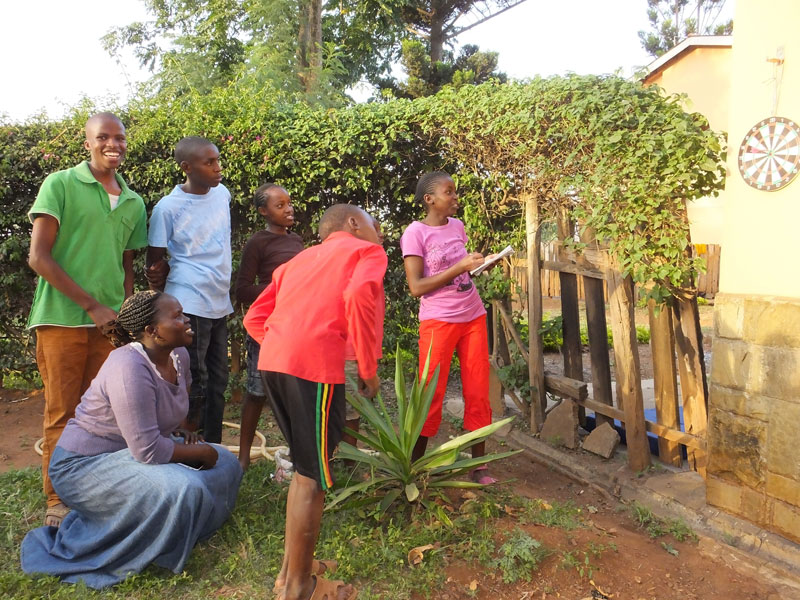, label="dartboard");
[738,116,800,191]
